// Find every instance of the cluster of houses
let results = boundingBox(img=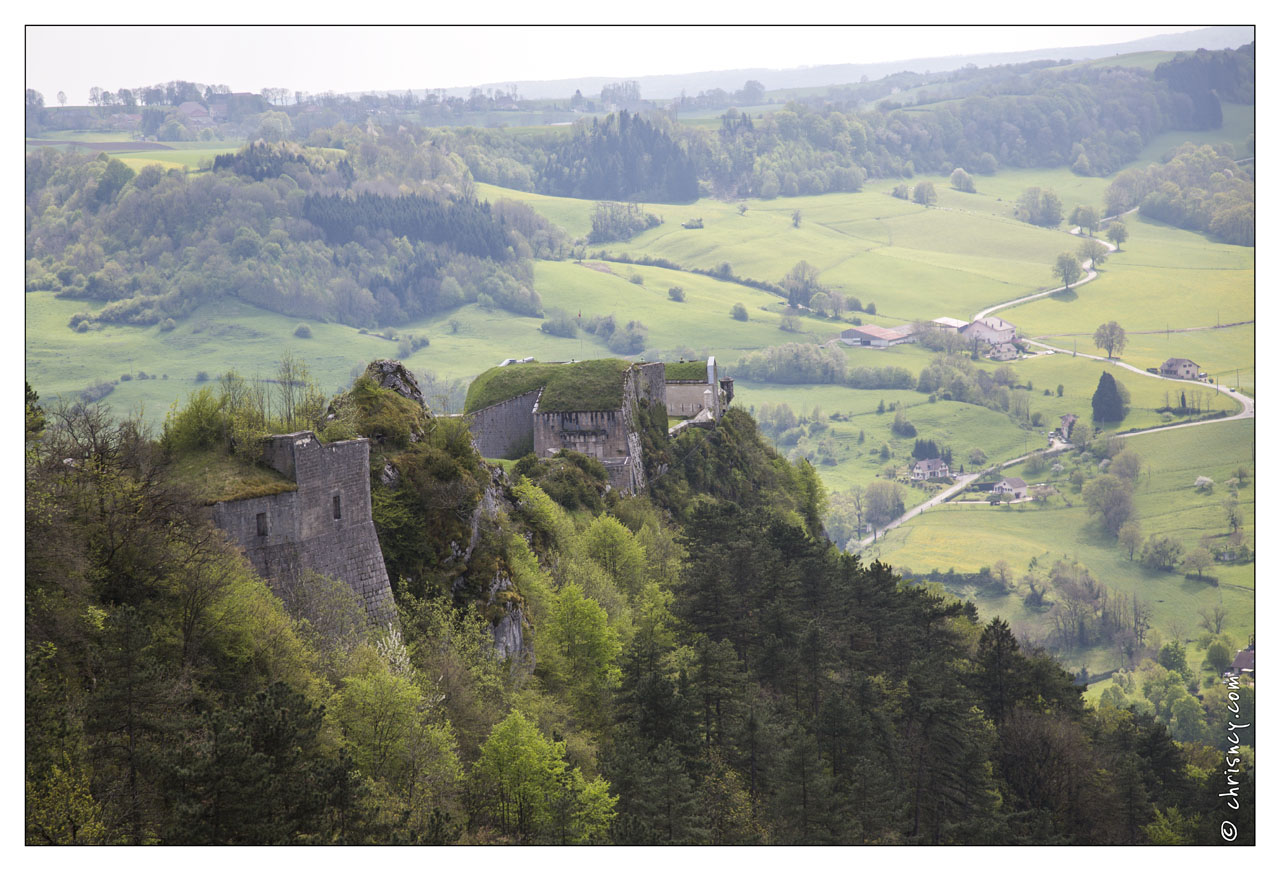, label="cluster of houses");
[841,315,1022,361]
[908,456,1032,501]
